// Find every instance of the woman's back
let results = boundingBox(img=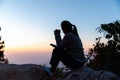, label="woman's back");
[63,32,86,63]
